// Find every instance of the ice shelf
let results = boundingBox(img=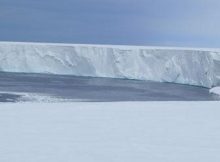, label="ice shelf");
[0,42,220,88]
